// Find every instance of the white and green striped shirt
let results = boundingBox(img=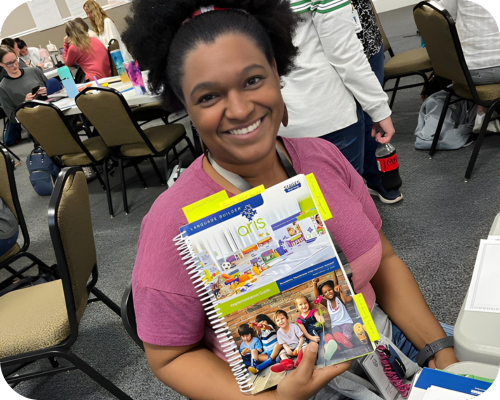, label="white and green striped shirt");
[279,0,390,139]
